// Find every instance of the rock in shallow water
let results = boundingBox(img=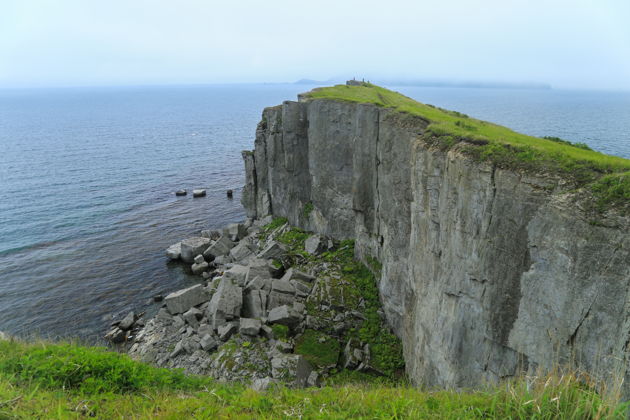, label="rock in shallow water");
[165,242,181,260]
[192,189,206,197]
[180,237,211,263]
